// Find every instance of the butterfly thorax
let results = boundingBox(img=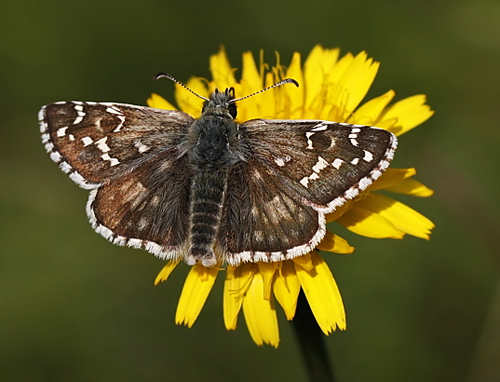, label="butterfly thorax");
[184,89,243,266]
